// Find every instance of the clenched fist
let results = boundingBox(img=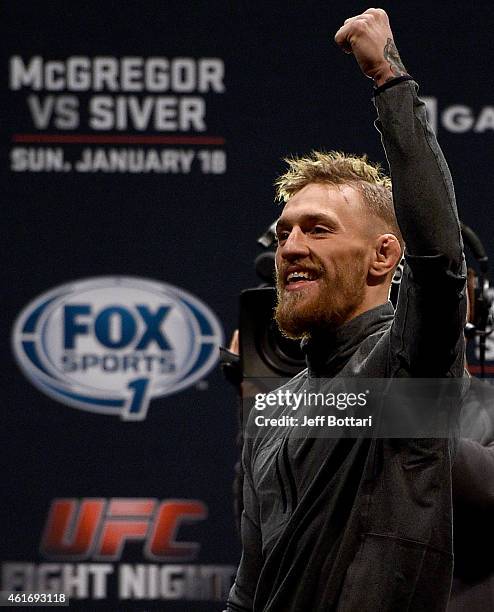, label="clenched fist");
[334,8,408,87]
